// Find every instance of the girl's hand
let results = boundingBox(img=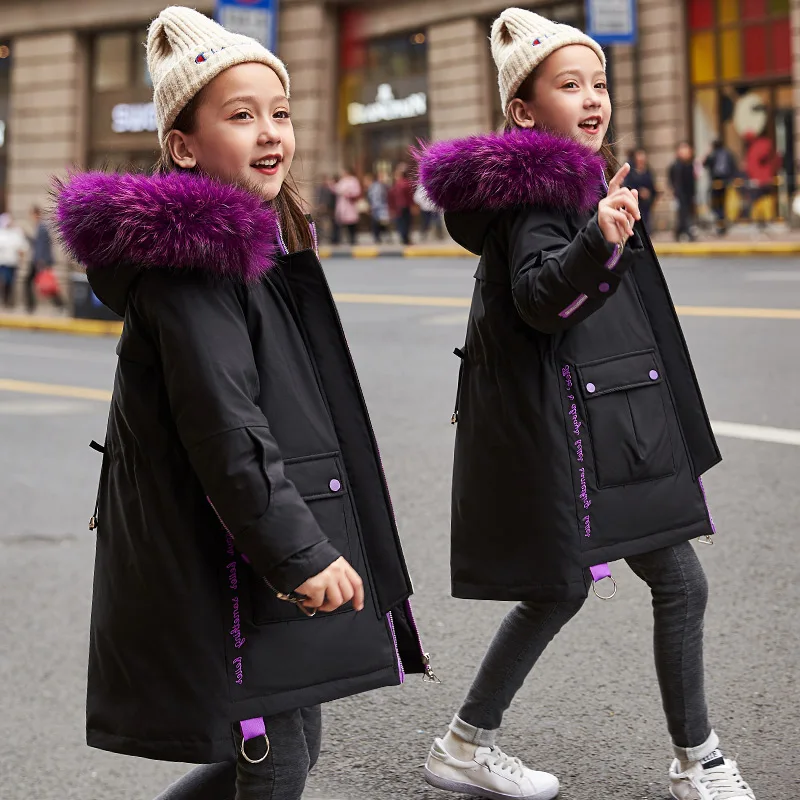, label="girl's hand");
[598,163,641,245]
[295,556,365,613]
